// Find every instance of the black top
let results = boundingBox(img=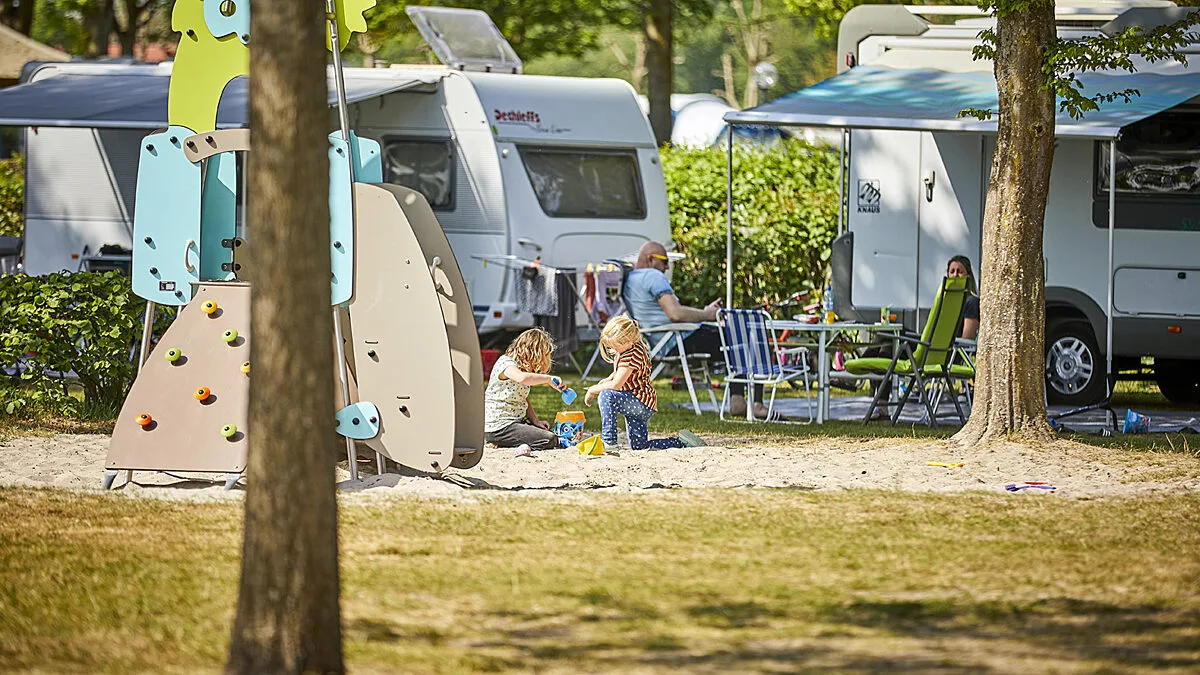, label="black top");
[956,294,980,339]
